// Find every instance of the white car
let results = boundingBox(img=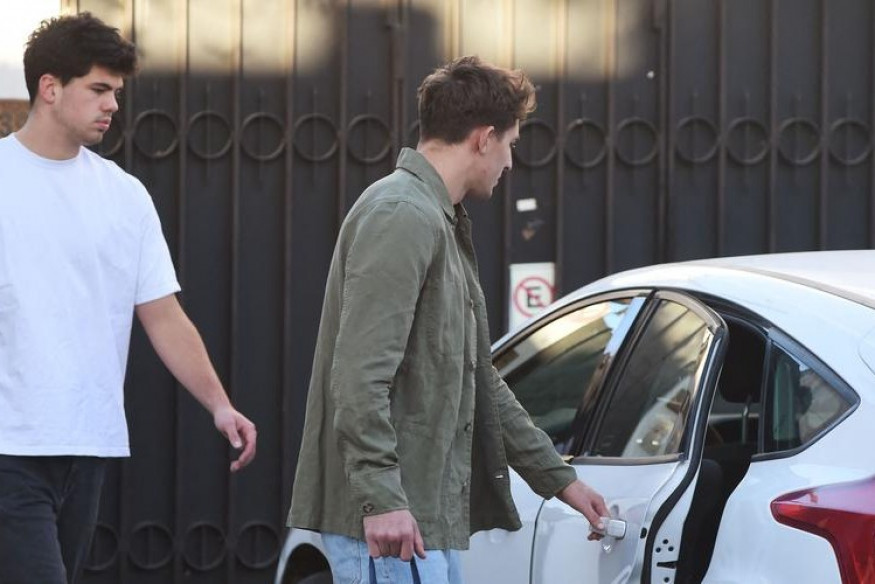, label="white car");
[276,251,875,584]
